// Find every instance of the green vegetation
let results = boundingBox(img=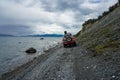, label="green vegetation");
[95,45,104,54]
[105,40,120,48]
